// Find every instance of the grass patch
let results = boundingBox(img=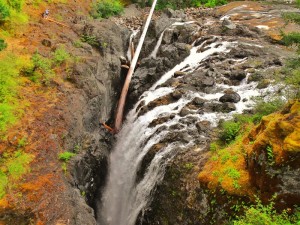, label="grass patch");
[282,12,300,25]
[0,150,33,198]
